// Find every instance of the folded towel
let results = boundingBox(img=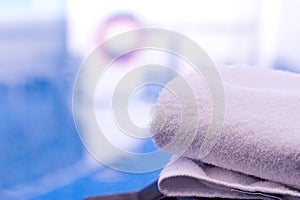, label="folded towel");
[159,156,300,199]
[151,66,300,198]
